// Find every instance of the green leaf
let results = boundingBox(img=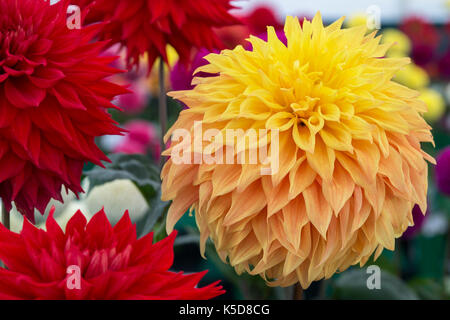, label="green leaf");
[138,187,170,238]
[84,153,160,201]
[332,268,419,300]
[409,278,449,300]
